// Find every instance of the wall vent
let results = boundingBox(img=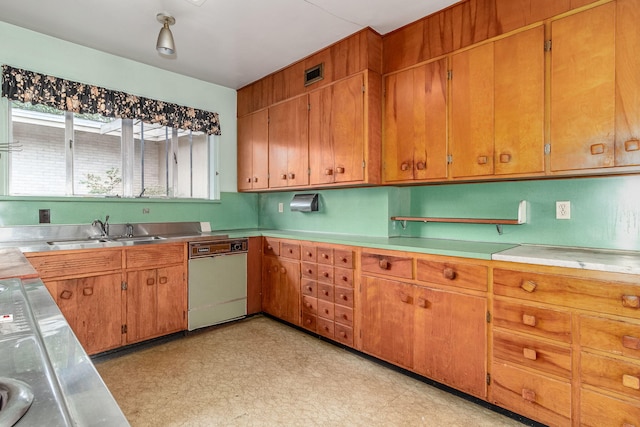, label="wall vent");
[304,63,324,86]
